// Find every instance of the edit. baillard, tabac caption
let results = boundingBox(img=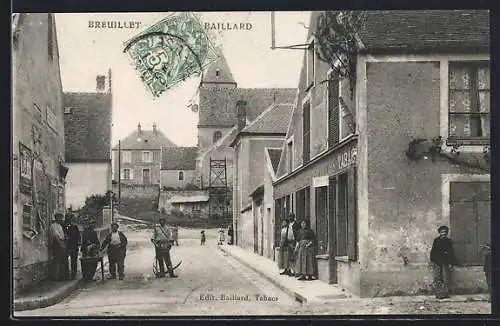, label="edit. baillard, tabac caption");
[199,294,279,302]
